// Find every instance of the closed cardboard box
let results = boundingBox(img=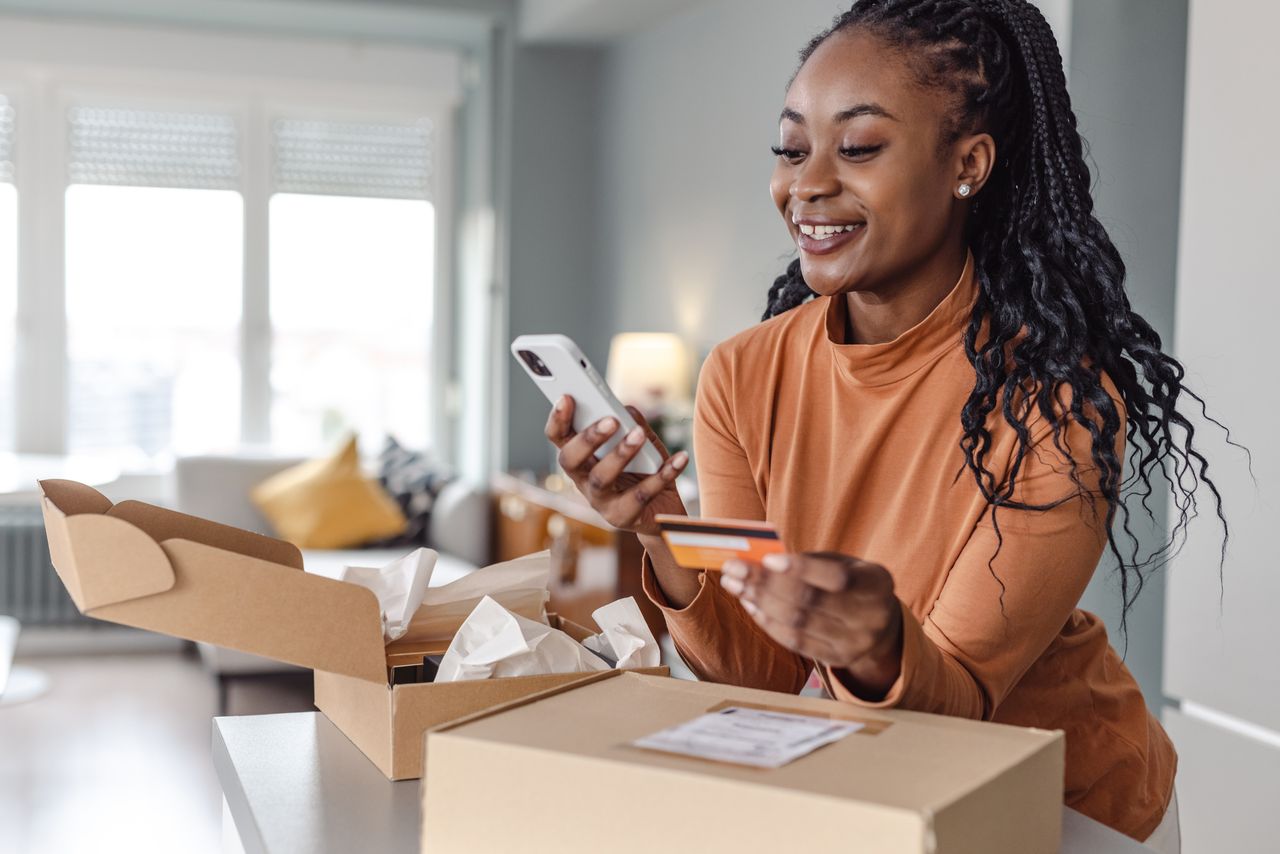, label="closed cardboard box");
[38,478,663,781]
[423,671,1064,853]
